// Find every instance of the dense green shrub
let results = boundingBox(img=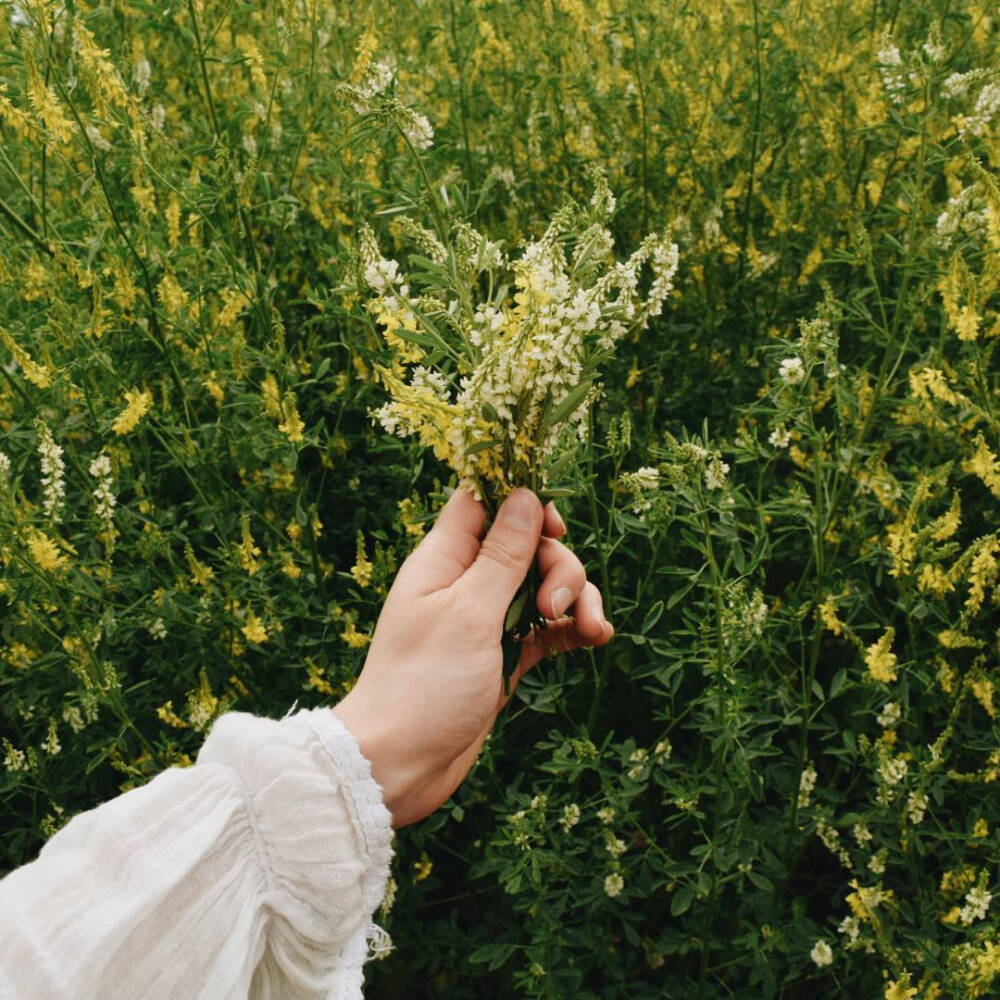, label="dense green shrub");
[1,1,997,996]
